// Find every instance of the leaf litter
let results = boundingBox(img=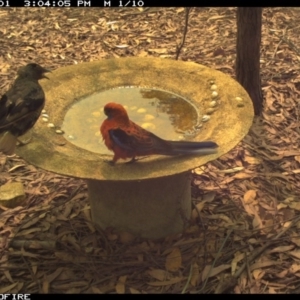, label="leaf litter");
[0,7,300,294]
